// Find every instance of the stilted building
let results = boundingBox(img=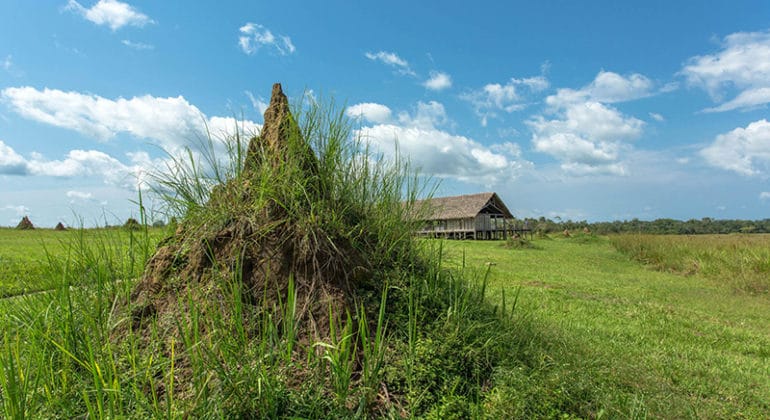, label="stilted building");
[414,192,514,239]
